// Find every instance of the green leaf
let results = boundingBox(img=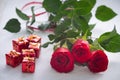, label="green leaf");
[95,5,117,21]
[82,0,96,8]
[3,18,21,33]
[99,34,120,52]
[87,24,96,36]
[81,12,92,22]
[16,8,29,20]
[48,34,56,41]
[72,14,89,35]
[82,30,88,40]
[43,0,62,14]
[66,30,79,38]
[74,0,93,15]
[30,6,35,25]
[60,40,66,47]
[98,27,117,43]
[54,19,71,35]
[48,14,55,21]
[66,40,73,51]
[72,17,81,31]
[98,27,120,52]
[78,16,90,35]
[42,42,52,48]
[53,34,65,43]
[59,0,76,17]
[53,13,63,22]
[89,24,96,31]
[90,39,102,51]
[87,39,93,44]
[60,0,74,10]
